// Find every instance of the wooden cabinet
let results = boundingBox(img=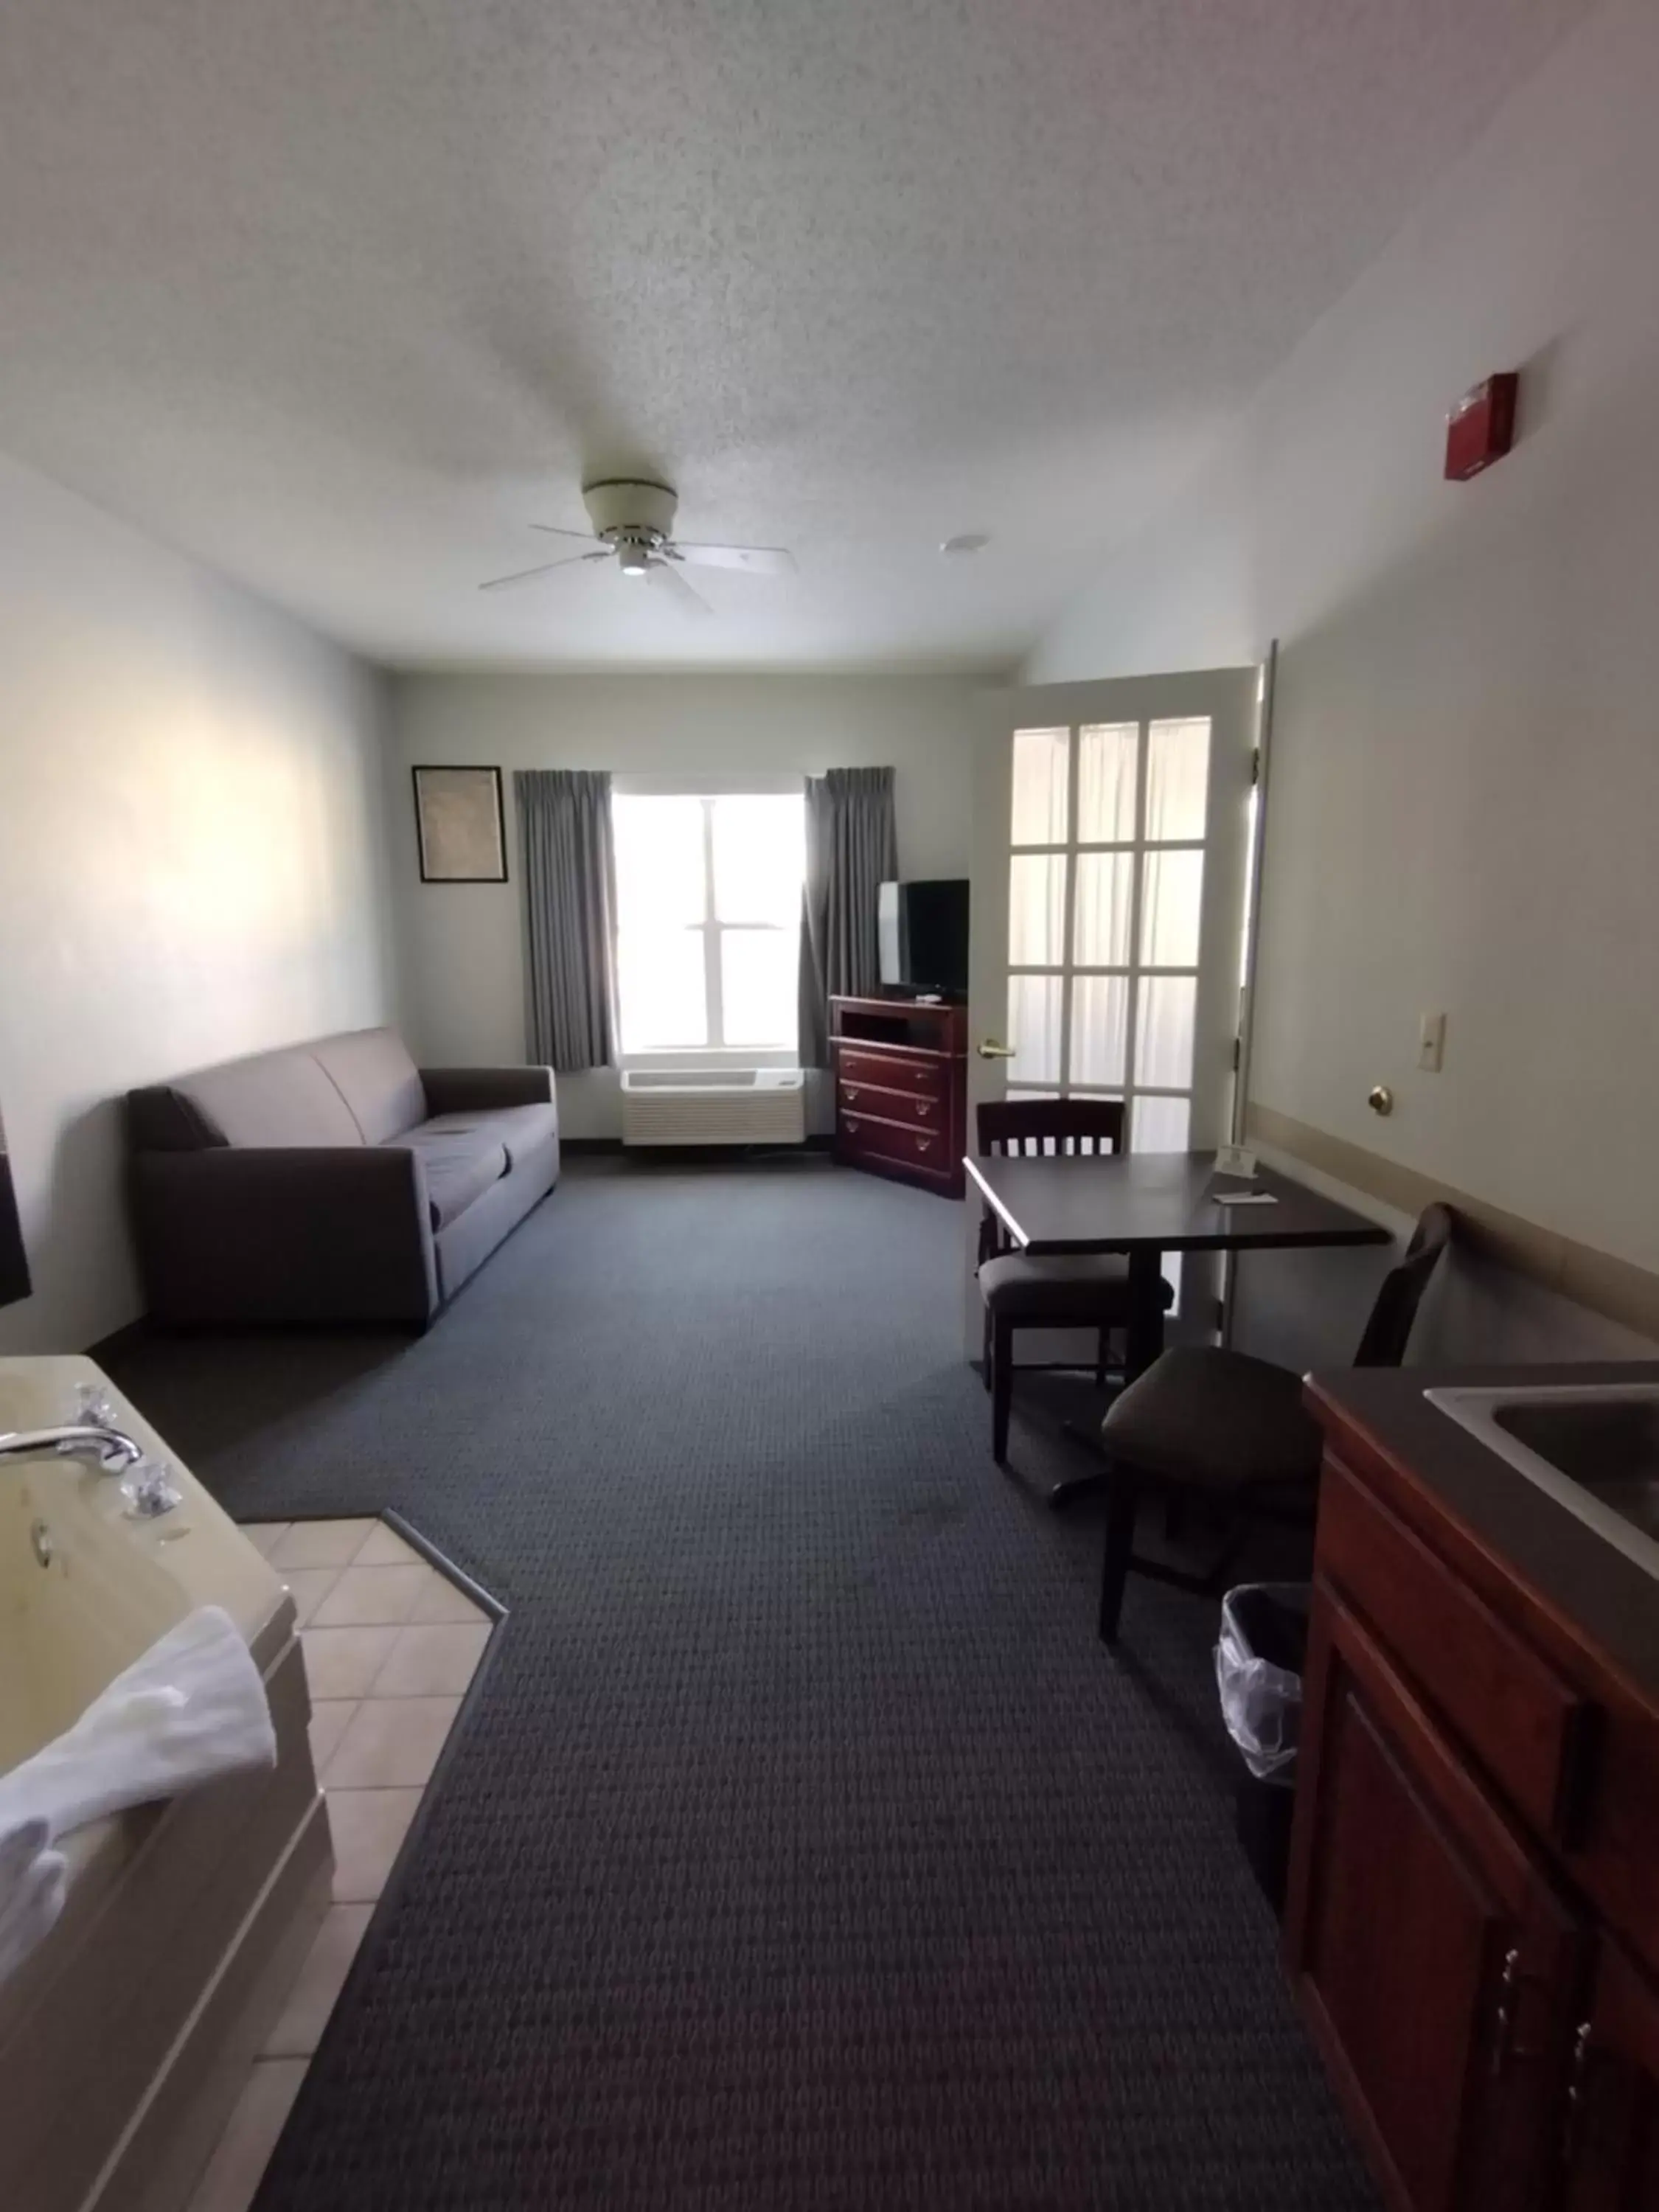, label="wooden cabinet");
[1566,1944,1659,2212]
[829,995,966,1199]
[1290,1393,1659,2212]
[1287,1588,1587,2211]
